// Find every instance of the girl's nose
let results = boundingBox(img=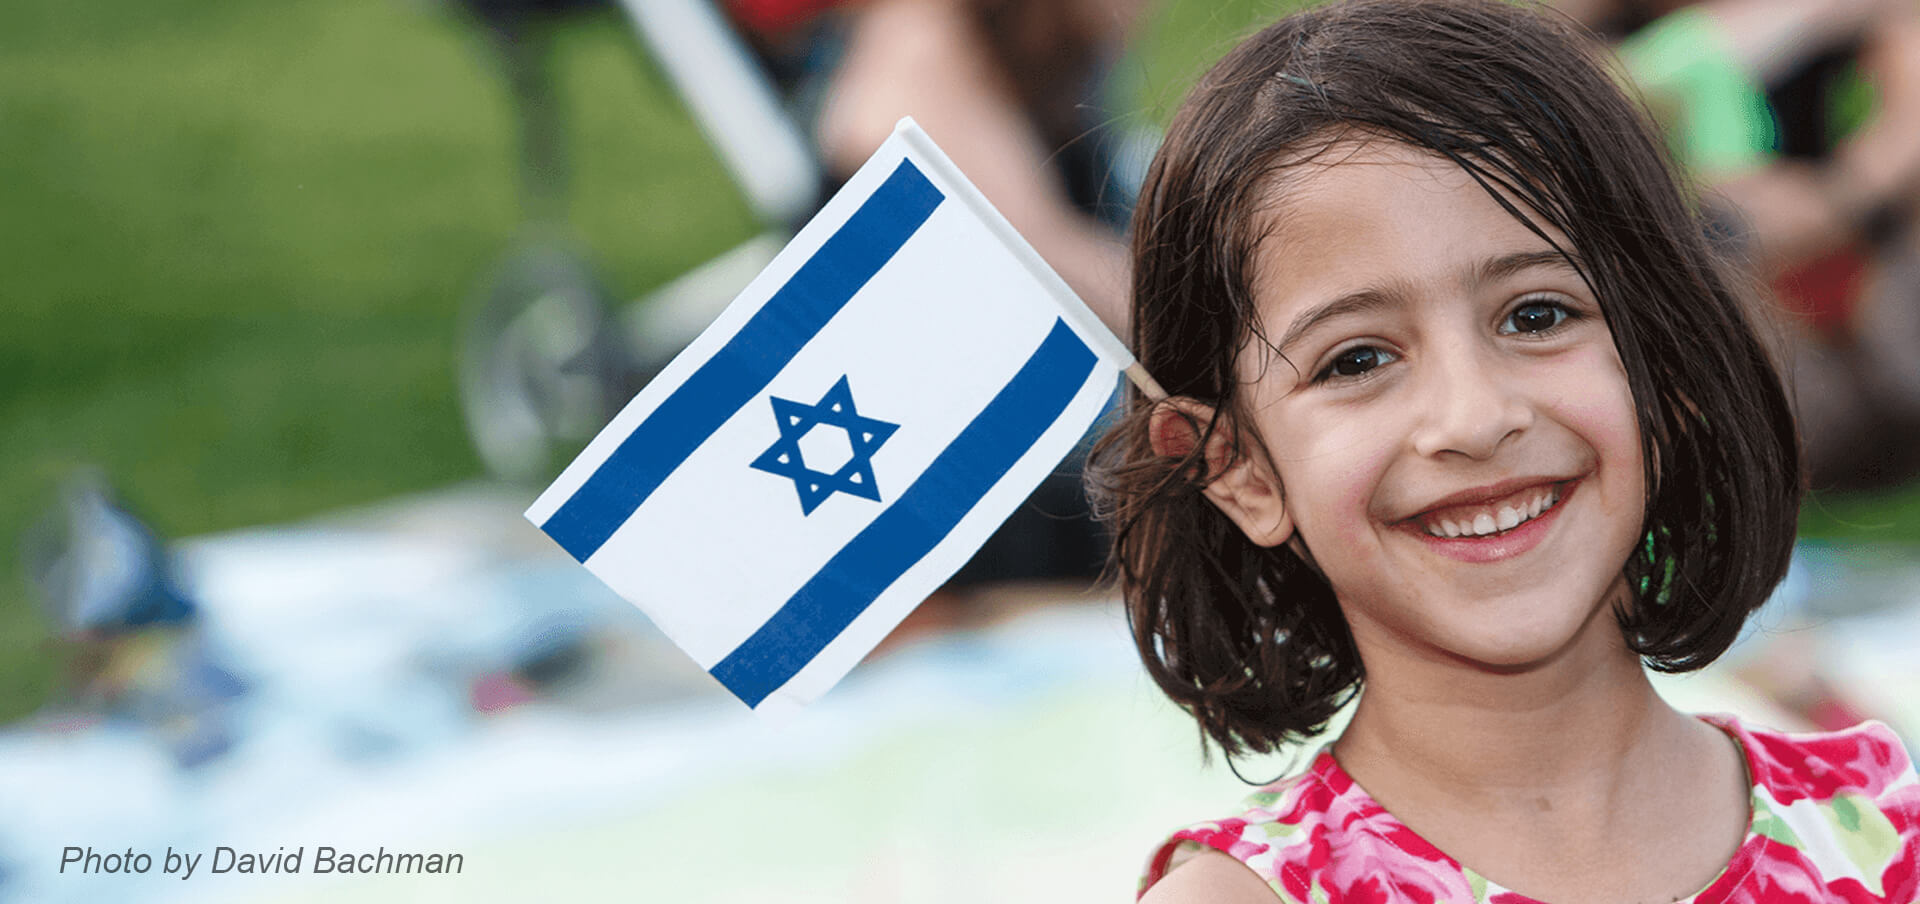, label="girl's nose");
[1409,343,1533,460]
